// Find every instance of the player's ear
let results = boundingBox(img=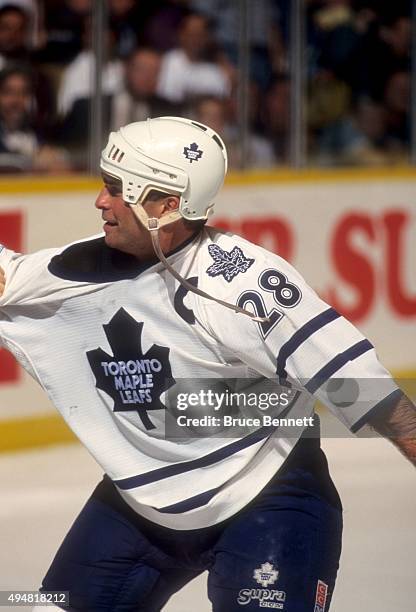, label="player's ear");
[162,195,180,213]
